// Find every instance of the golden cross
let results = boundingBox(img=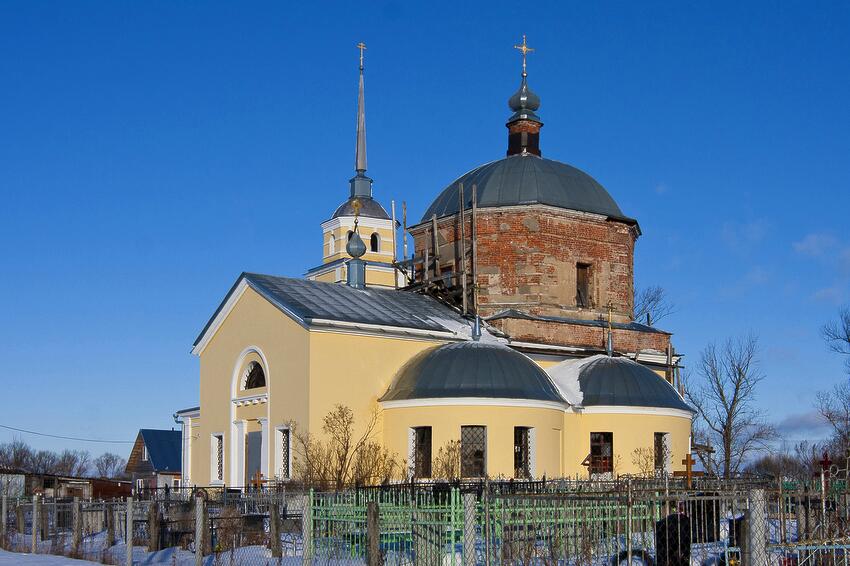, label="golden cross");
[356,42,367,70]
[513,35,534,76]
